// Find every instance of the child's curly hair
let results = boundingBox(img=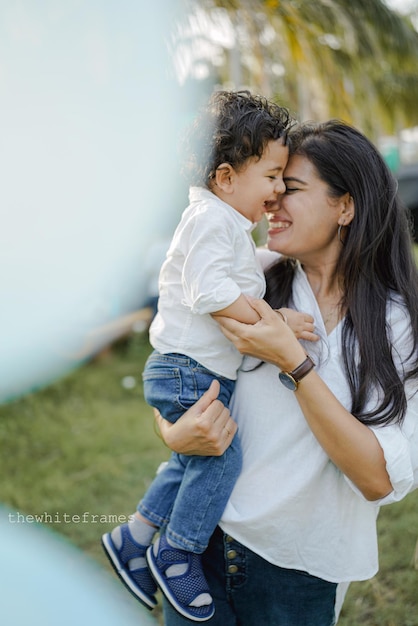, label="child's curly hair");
[182,90,293,187]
